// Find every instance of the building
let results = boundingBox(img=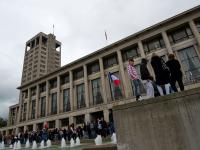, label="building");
[21,32,61,85]
[1,5,200,136]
